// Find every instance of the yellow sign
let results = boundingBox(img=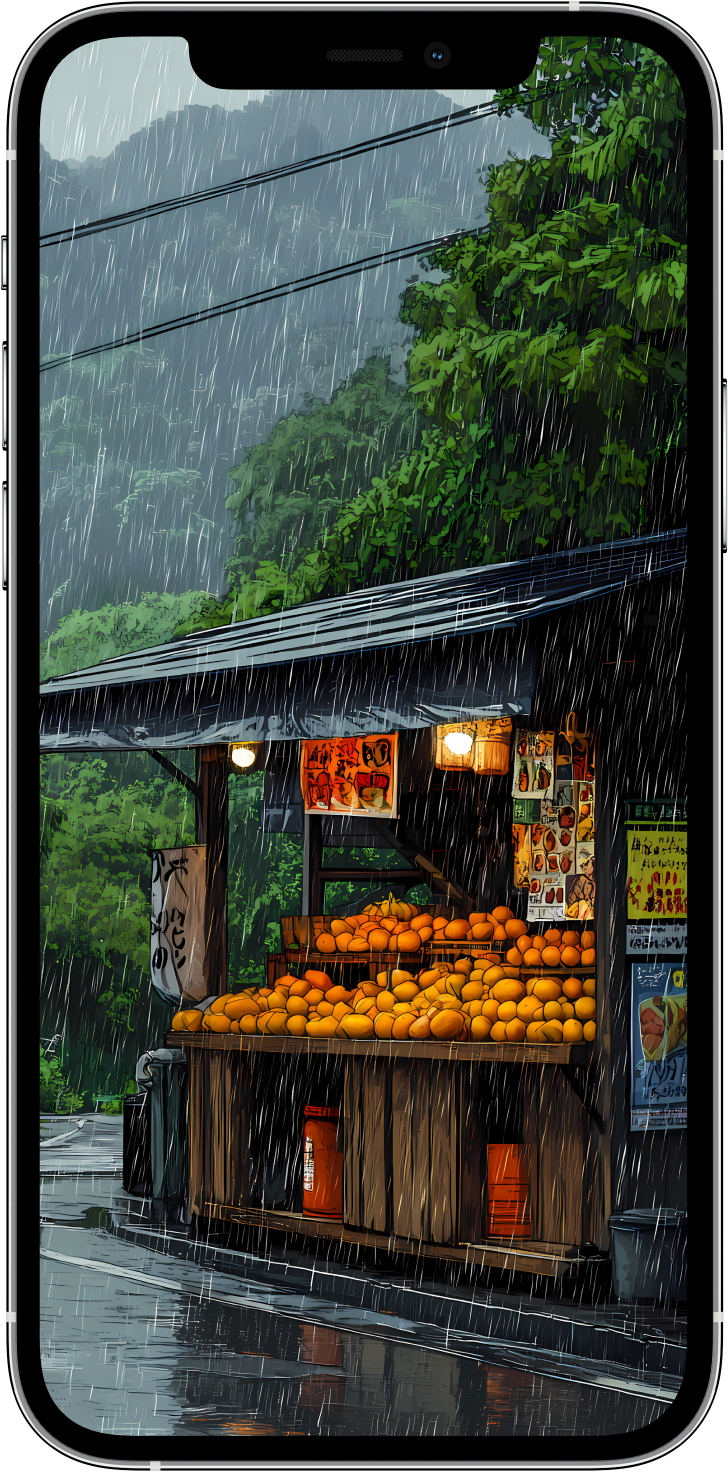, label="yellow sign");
[626,826,687,920]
